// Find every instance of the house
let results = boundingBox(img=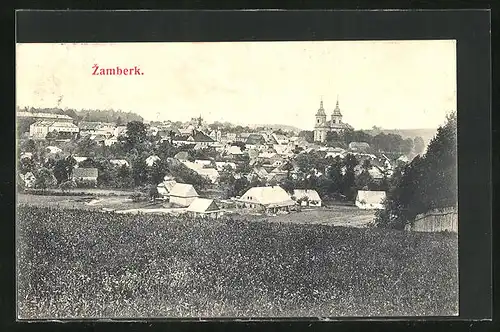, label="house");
[215,161,237,171]
[156,179,177,199]
[169,183,199,207]
[348,142,371,152]
[252,166,269,180]
[20,152,33,160]
[209,130,222,142]
[30,121,79,139]
[72,156,88,166]
[293,189,322,207]
[194,159,213,167]
[18,111,74,123]
[114,126,128,137]
[397,155,410,163]
[226,145,244,155]
[258,152,284,167]
[186,198,222,218]
[273,144,293,156]
[78,121,102,136]
[174,151,189,161]
[46,146,63,154]
[272,133,289,145]
[225,133,237,142]
[104,137,118,146]
[368,166,385,180]
[355,190,386,210]
[110,159,130,168]
[146,155,161,167]
[188,131,215,147]
[245,134,266,146]
[236,186,296,213]
[72,167,98,186]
